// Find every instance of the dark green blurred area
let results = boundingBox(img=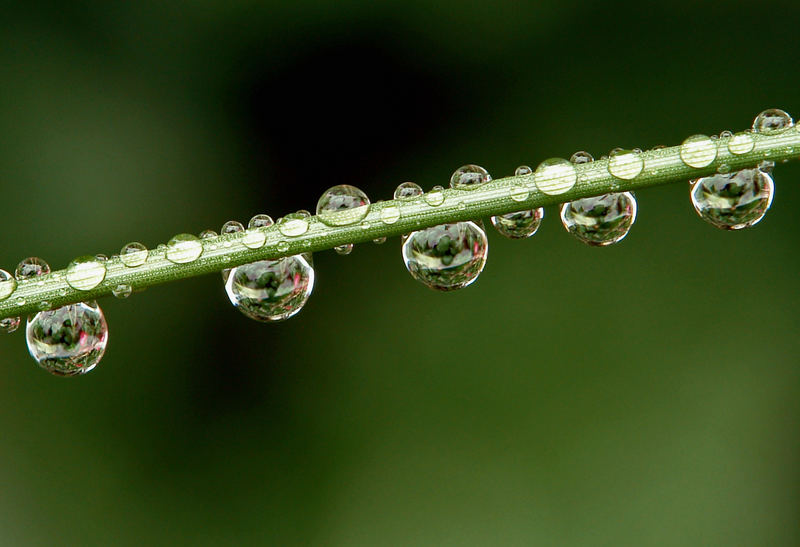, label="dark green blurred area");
[1,1,798,545]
